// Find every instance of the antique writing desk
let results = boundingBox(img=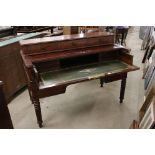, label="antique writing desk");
[20,32,139,127]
